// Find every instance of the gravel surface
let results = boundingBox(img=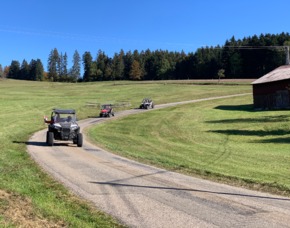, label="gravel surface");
[27,94,290,228]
